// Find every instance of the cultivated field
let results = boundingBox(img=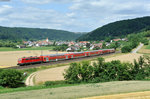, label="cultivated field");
[0,50,65,68]
[105,53,143,63]
[34,53,143,84]
[1,81,150,99]
[138,46,150,54]
[83,91,150,99]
